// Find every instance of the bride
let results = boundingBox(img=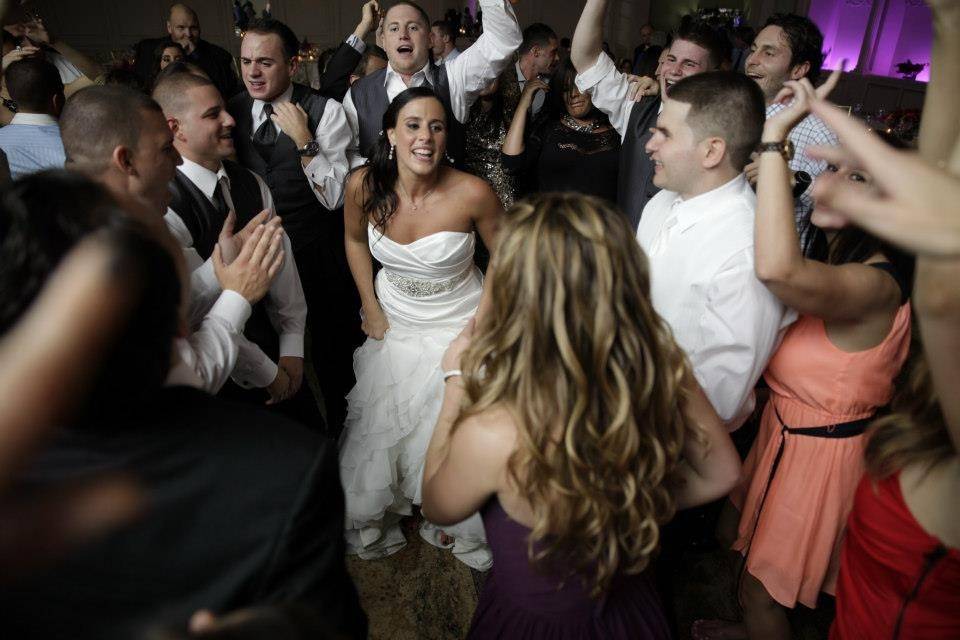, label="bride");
[340,86,503,570]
